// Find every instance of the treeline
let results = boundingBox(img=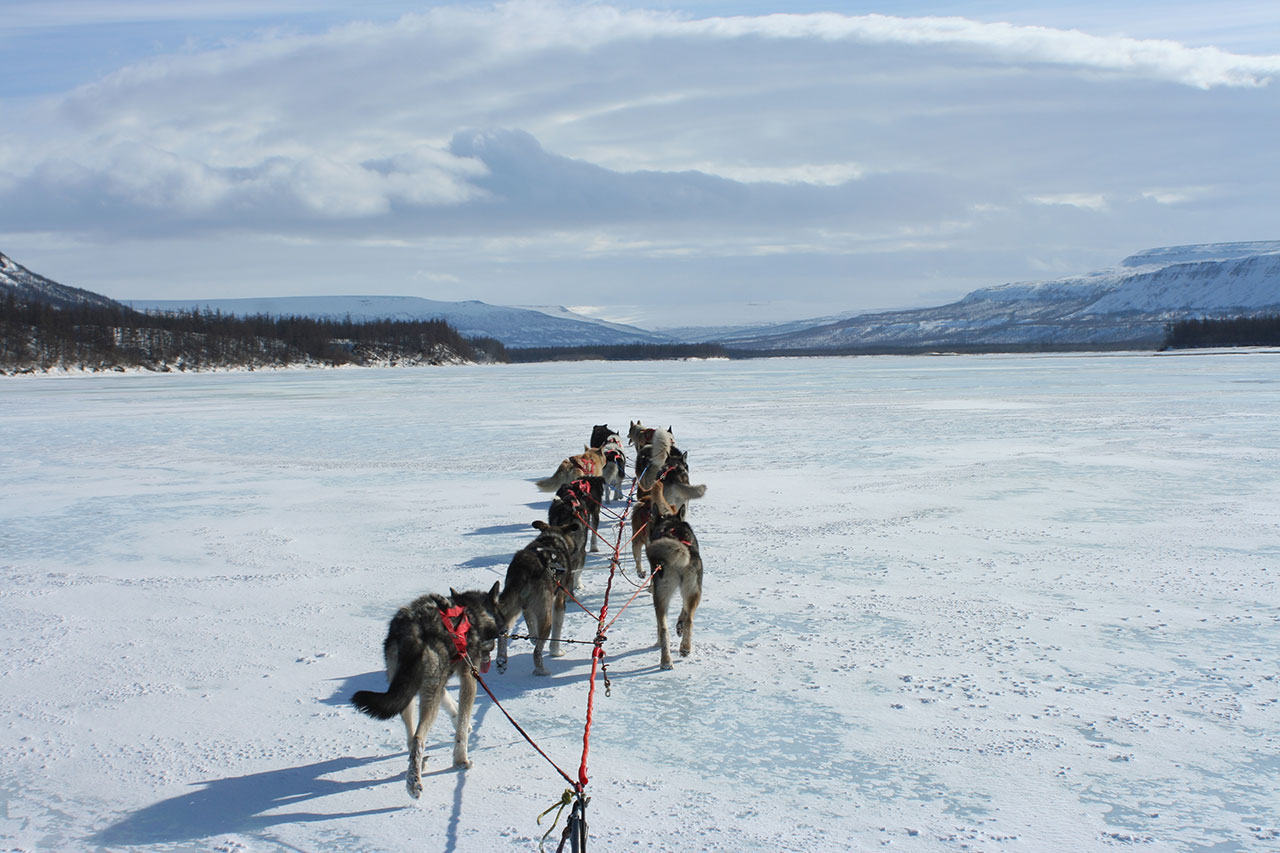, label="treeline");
[1,295,507,373]
[506,342,731,362]
[1163,315,1280,349]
